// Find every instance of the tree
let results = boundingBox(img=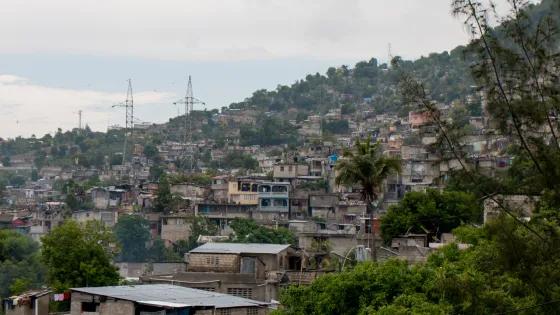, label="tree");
[336,137,401,211]
[2,156,11,167]
[143,144,158,160]
[379,189,482,244]
[41,220,121,292]
[109,154,122,167]
[153,174,172,212]
[114,215,150,262]
[229,218,295,245]
[0,231,46,300]
[34,150,47,170]
[149,165,165,182]
[9,175,26,188]
[272,260,445,315]
[31,169,39,181]
[148,238,181,263]
[175,216,219,256]
[64,189,79,211]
